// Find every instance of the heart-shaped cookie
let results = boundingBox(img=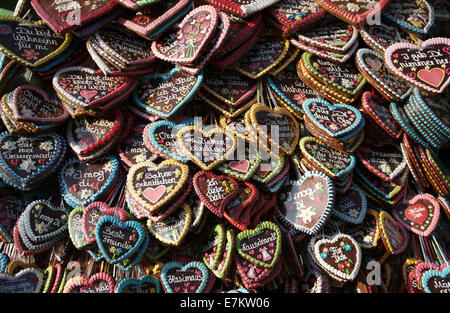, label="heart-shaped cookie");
[0,131,67,190]
[160,261,209,293]
[58,155,119,208]
[22,200,69,244]
[53,66,134,108]
[10,85,68,124]
[0,16,72,67]
[249,104,300,155]
[356,48,413,102]
[332,186,367,224]
[0,268,43,293]
[314,0,390,25]
[313,233,362,281]
[115,275,161,293]
[302,98,364,139]
[177,125,237,171]
[394,193,440,237]
[144,120,193,163]
[299,136,356,179]
[68,207,90,250]
[66,110,123,159]
[96,215,146,264]
[421,265,450,293]
[31,0,119,34]
[126,160,189,213]
[383,0,435,37]
[378,211,408,255]
[193,171,239,217]
[147,203,192,246]
[345,209,380,249]
[118,123,158,168]
[81,201,128,245]
[133,67,202,119]
[236,221,281,268]
[202,224,226,271]
[384,38,450,94]
[235,35,290,79]
[356,144,407,183]
[151,5,218,64]
[278,170,335,235]
[64,272,115,293]
[218,139,261,181]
